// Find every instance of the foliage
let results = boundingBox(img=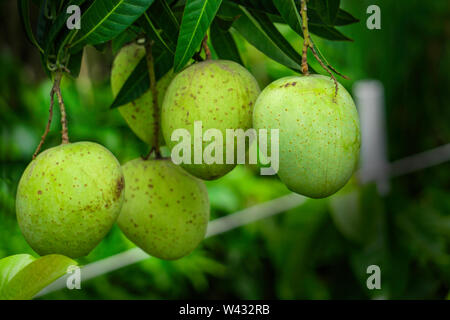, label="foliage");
[17,0,358,108]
